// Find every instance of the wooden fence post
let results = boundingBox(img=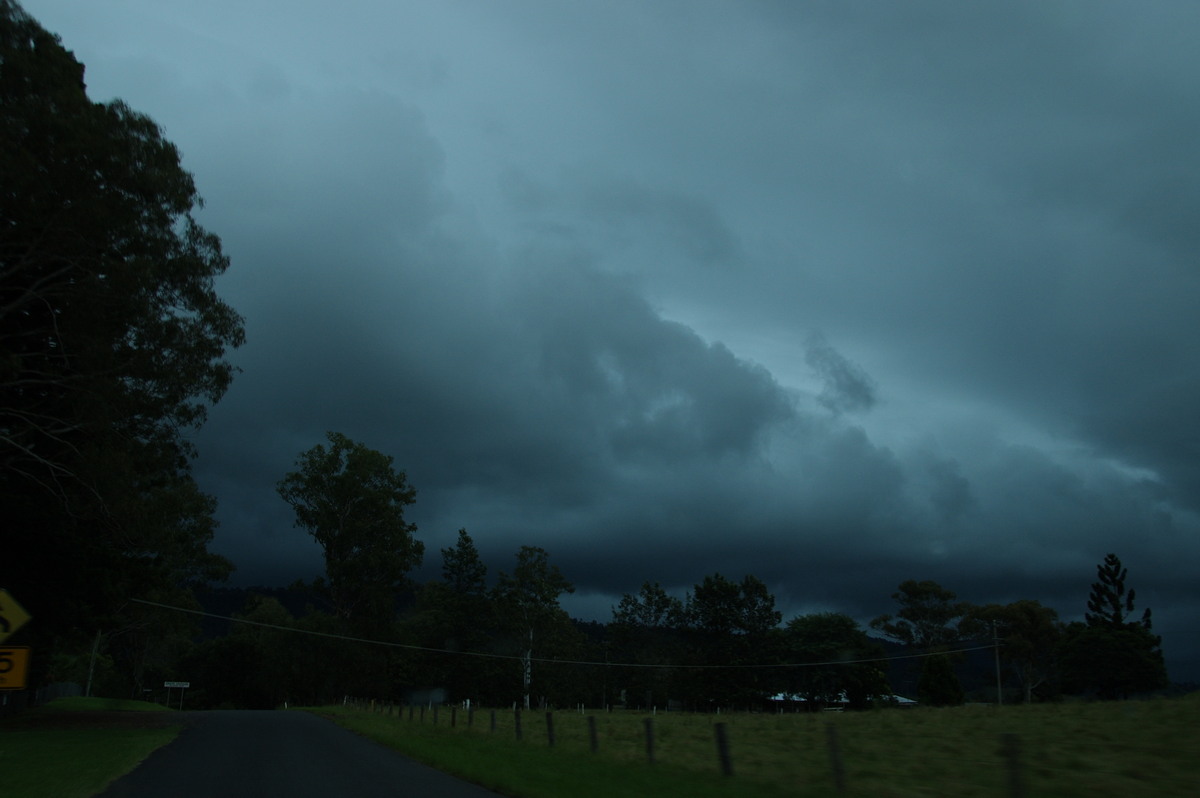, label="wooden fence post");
[714,722,733,776]
[825,722,846,794]
[451,706,457,728]
[1001,733,1025,798]
[514,708,523,741]
[588,715,599,754]
[546,712,556,747]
